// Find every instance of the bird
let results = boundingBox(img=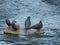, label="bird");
[5,19,12,26]
[28,21,43,32]
[12,20,20,31]
[25,16,31,30]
